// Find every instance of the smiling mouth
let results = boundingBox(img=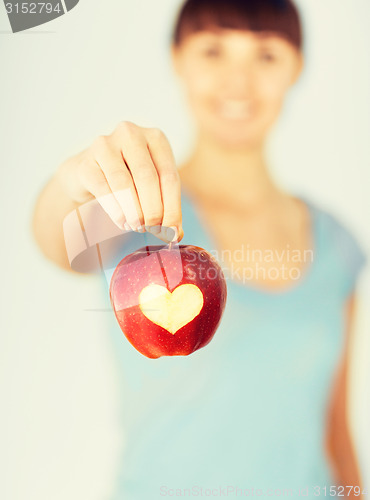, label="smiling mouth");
[218,100,254,121]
